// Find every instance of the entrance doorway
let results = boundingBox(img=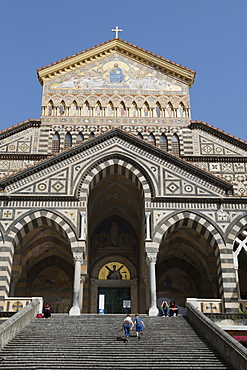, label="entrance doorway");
[98,287,131,314]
